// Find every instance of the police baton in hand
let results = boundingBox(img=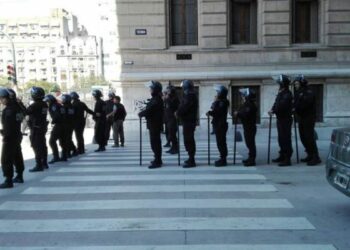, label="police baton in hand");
[233,115,238,165]
[267,113,272,164]
[177,118,181,166]
[207,114,211,165]
[139,117,142,166]
[291,79,300,163]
